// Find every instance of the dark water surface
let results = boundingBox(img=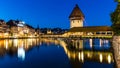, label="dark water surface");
[0,38,115,68]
